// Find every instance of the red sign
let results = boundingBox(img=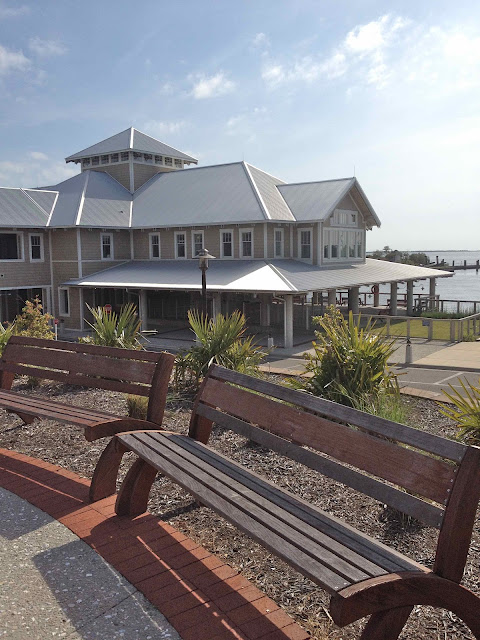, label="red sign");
[104,304,112,313]
[54,318,59,325]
